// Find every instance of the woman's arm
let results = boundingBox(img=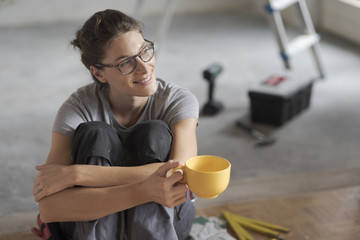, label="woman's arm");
[39,161,186,223]
[33,132,163,202]
[169,118,198,164]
